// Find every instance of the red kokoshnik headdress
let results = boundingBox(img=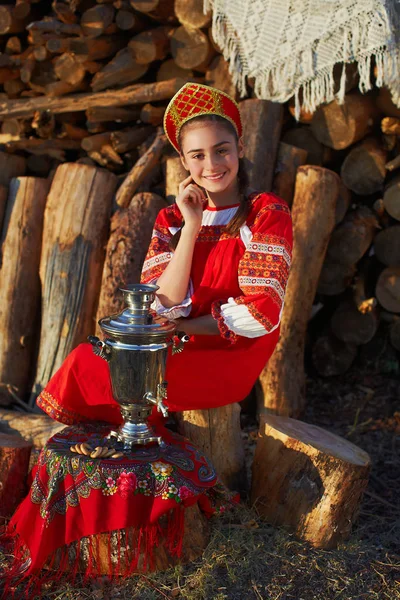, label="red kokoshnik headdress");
[163,82,242,153]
